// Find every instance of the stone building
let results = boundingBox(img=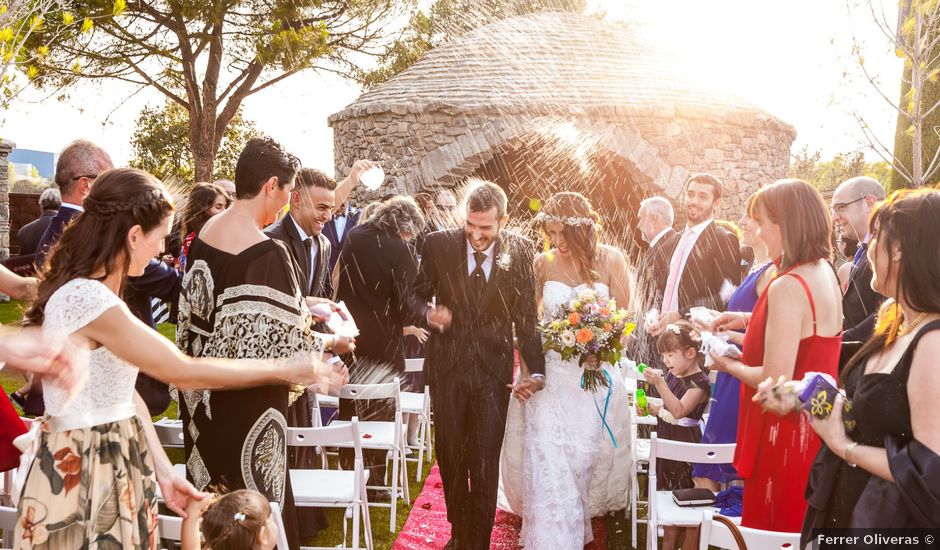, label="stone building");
[0,139,13,259]
[329,11,795,250]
